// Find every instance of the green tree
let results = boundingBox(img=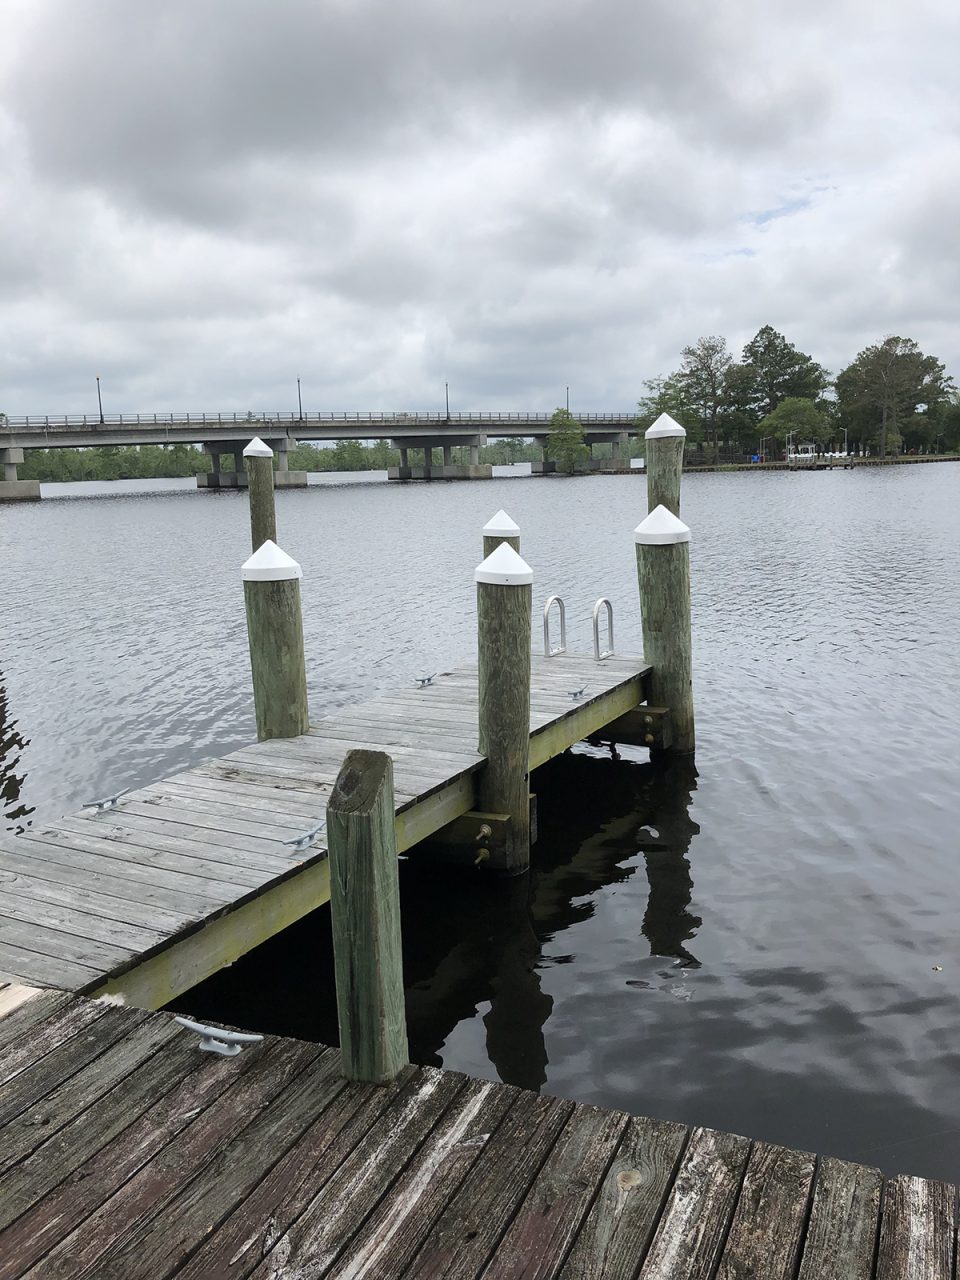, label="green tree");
[742,326,829,418]
[836,336,951,458]
[636,375,701,437]
[678,335,732,463]
[759,397,829,453]
[546,407,589,474]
